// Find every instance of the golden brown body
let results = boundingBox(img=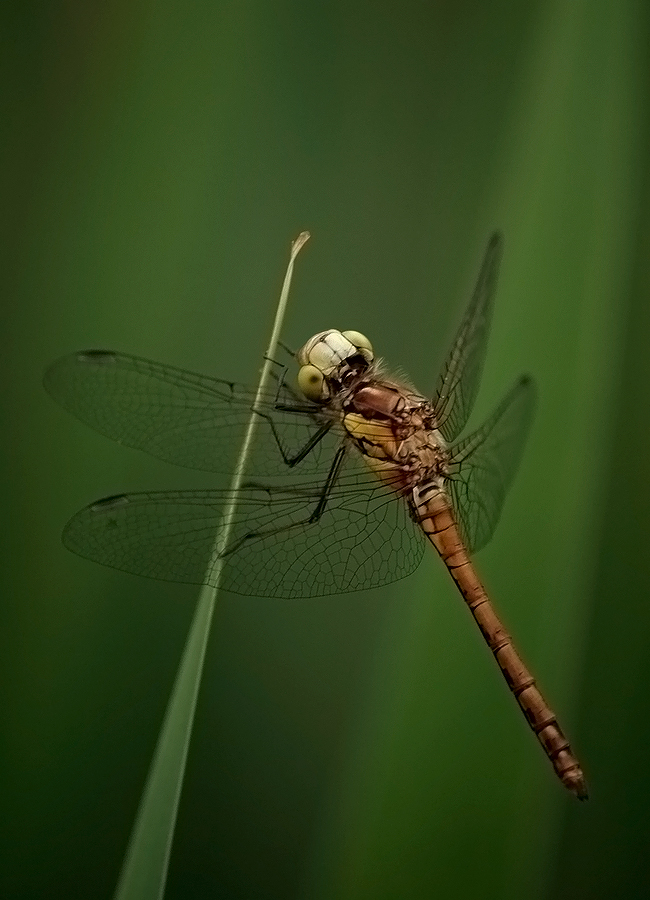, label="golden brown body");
[342,376,587,800]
